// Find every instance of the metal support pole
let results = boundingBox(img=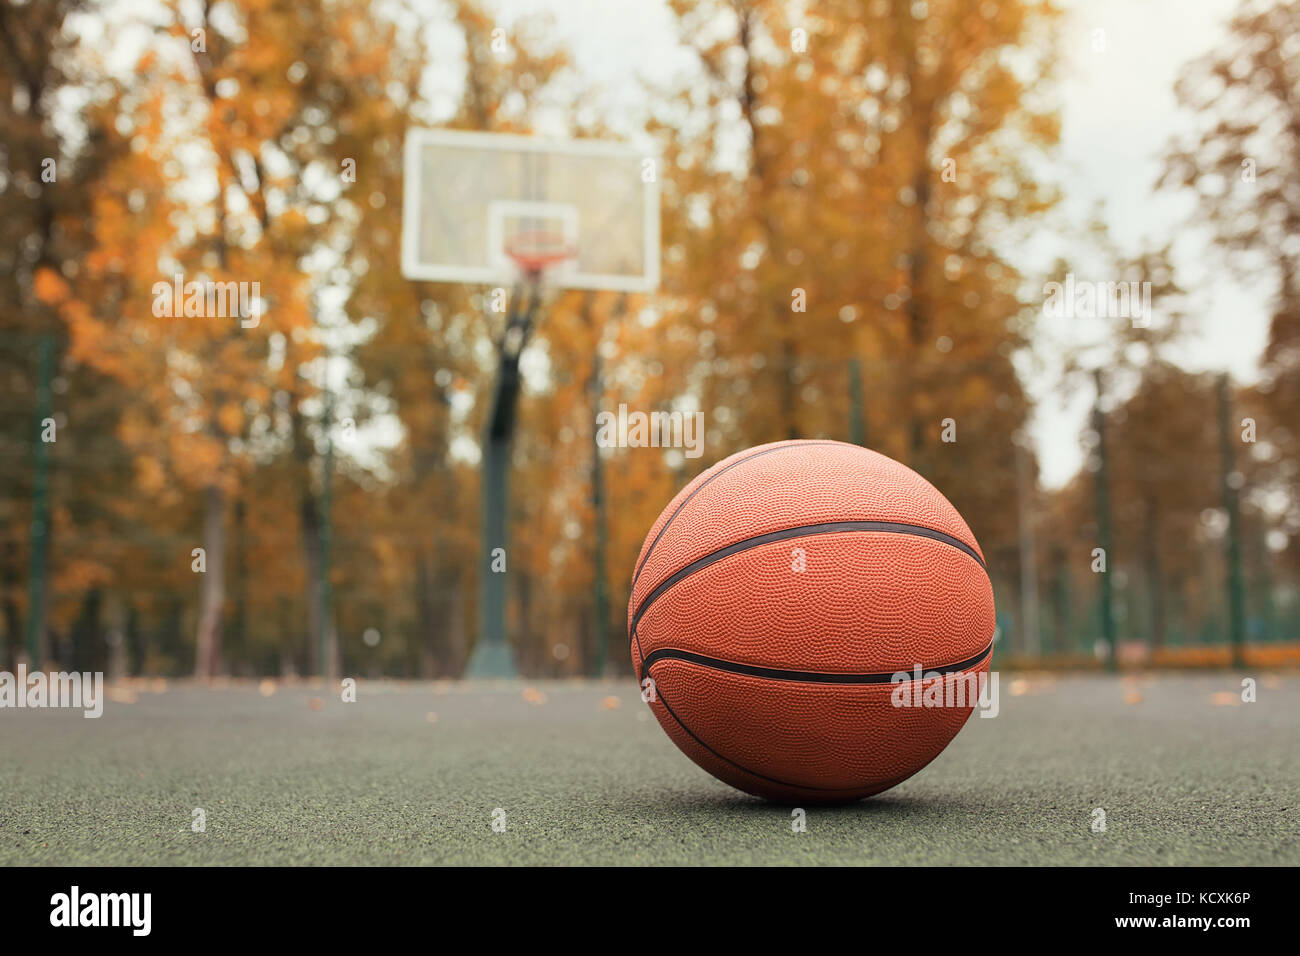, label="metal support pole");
[26,333,53,667]
[590,344,609,676]
[1015,438,1041,658]
[468,283,540,677]
[319,380,335,678]
[1216,374,1247,669]
[847,358,865,446]
[1092,370,1117,671]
